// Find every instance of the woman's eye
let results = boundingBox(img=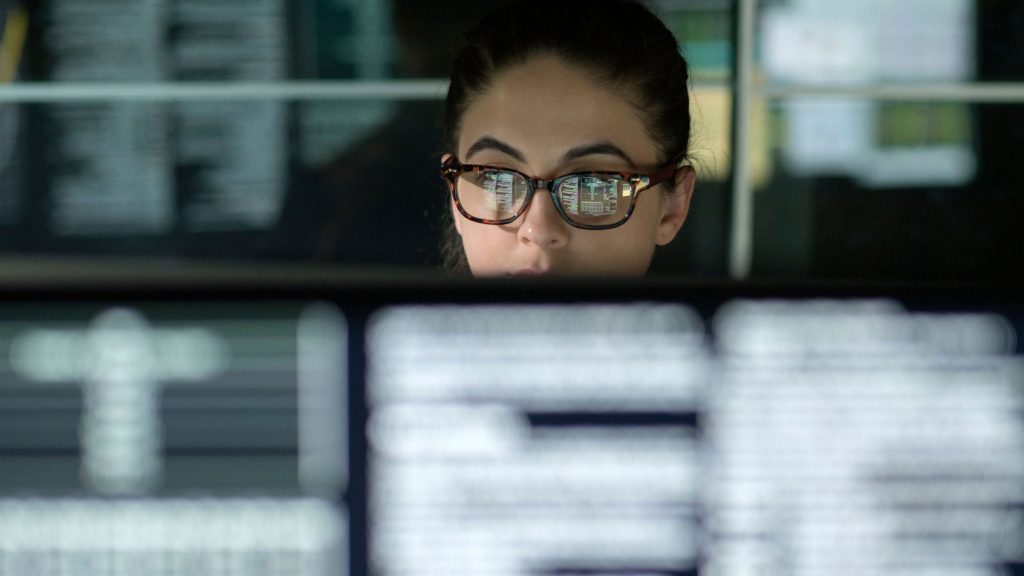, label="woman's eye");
[559,176,624,217]
[577,177,621,216]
